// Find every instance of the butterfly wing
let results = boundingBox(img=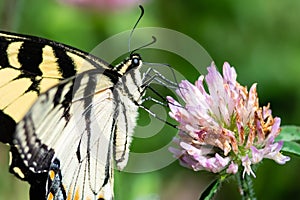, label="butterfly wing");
[0,31,144,200]
[0,31,85,198]
[0,30,110,127]
[0,31,117,199]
